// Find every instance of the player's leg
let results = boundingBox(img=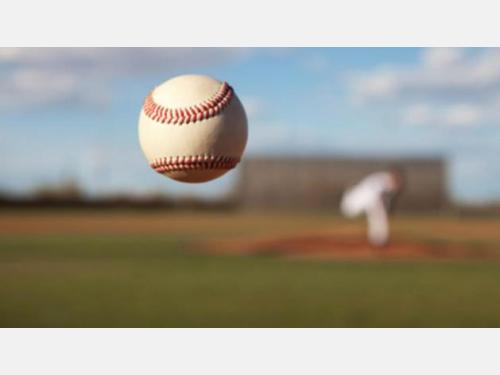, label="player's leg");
[366,199,389,247]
